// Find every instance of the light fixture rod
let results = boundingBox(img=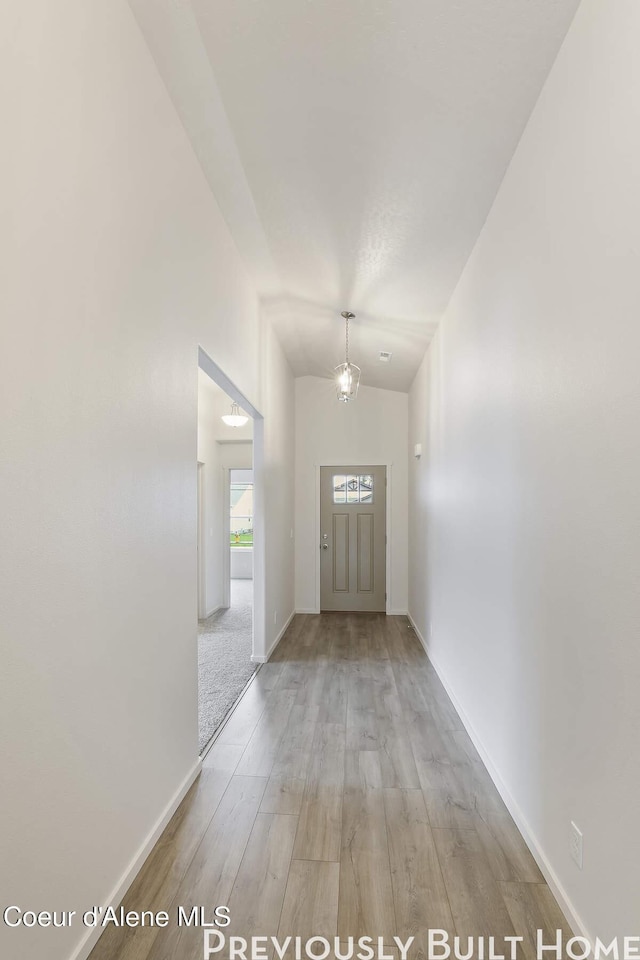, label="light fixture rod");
[341,310,355,364]
[335,311,360,402]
